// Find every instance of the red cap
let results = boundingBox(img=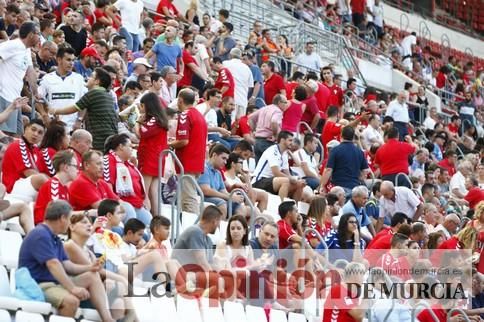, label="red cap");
[80,47,101,60]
